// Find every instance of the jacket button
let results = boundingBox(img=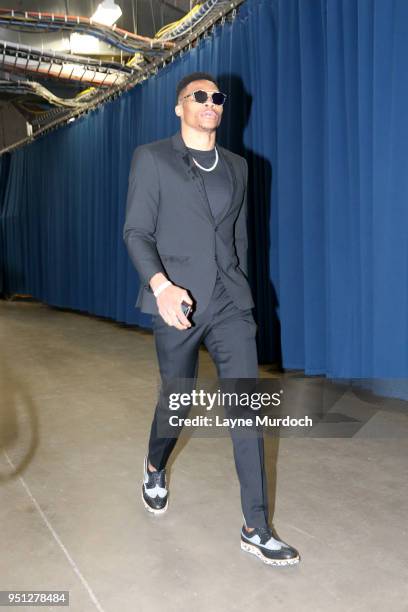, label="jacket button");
[214,226,218,232]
